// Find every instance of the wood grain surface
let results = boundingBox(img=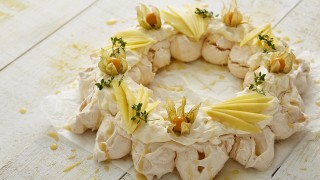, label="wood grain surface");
[0,0,319,179]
